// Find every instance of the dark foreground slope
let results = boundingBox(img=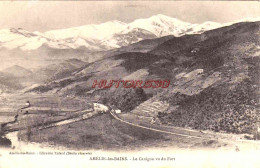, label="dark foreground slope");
[139,21,260,134]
